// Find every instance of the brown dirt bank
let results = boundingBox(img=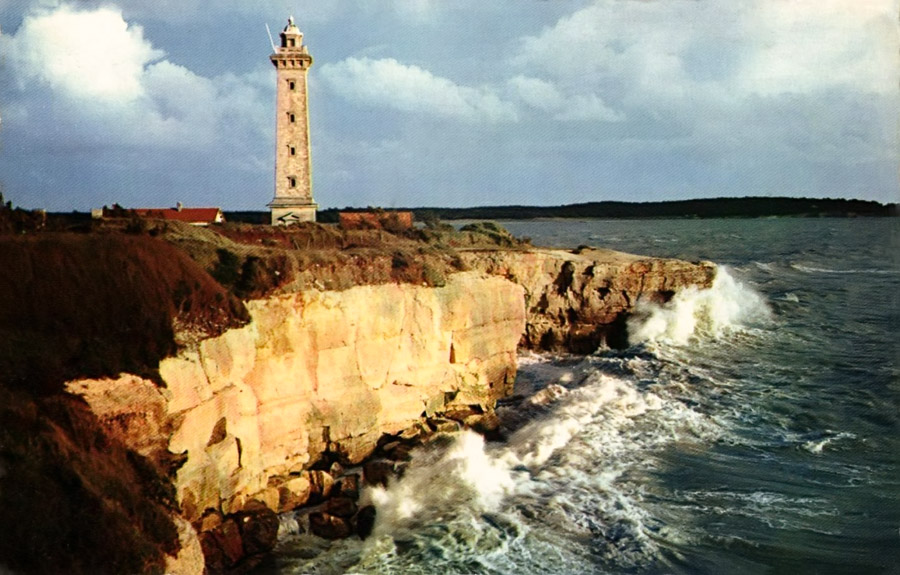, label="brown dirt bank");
[0,387,180,574]
[0,232,249,574]
[0,232,248,395]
